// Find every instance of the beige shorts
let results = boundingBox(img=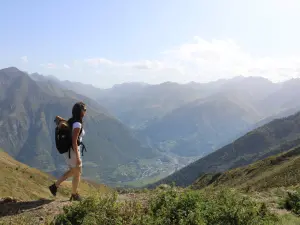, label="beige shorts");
[63,147,82,168]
